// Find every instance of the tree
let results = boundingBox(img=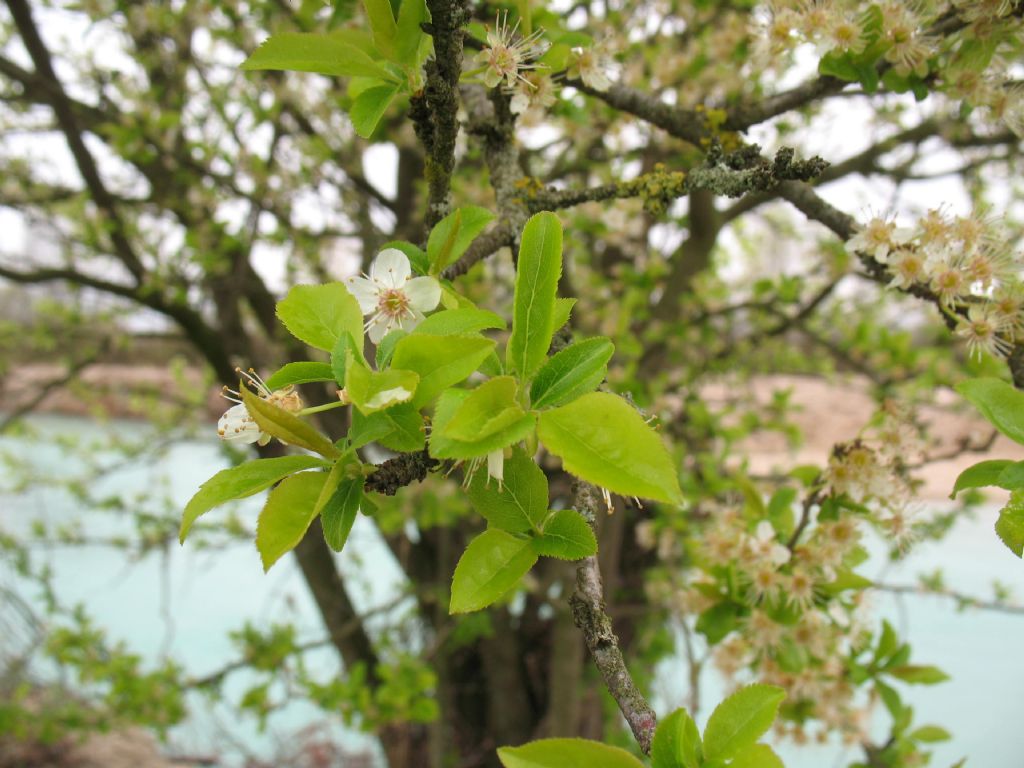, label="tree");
[1,0,1023,766]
